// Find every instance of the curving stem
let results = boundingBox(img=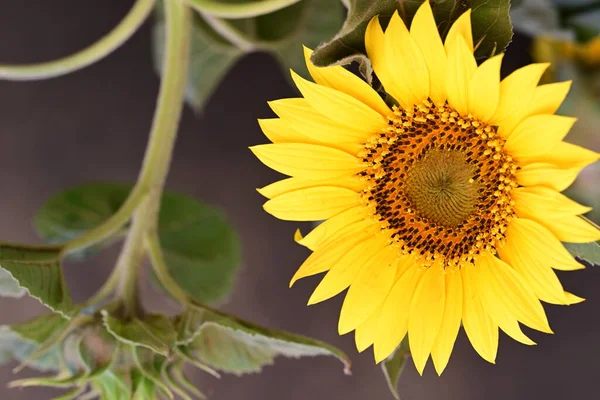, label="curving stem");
[0,0,155,81]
